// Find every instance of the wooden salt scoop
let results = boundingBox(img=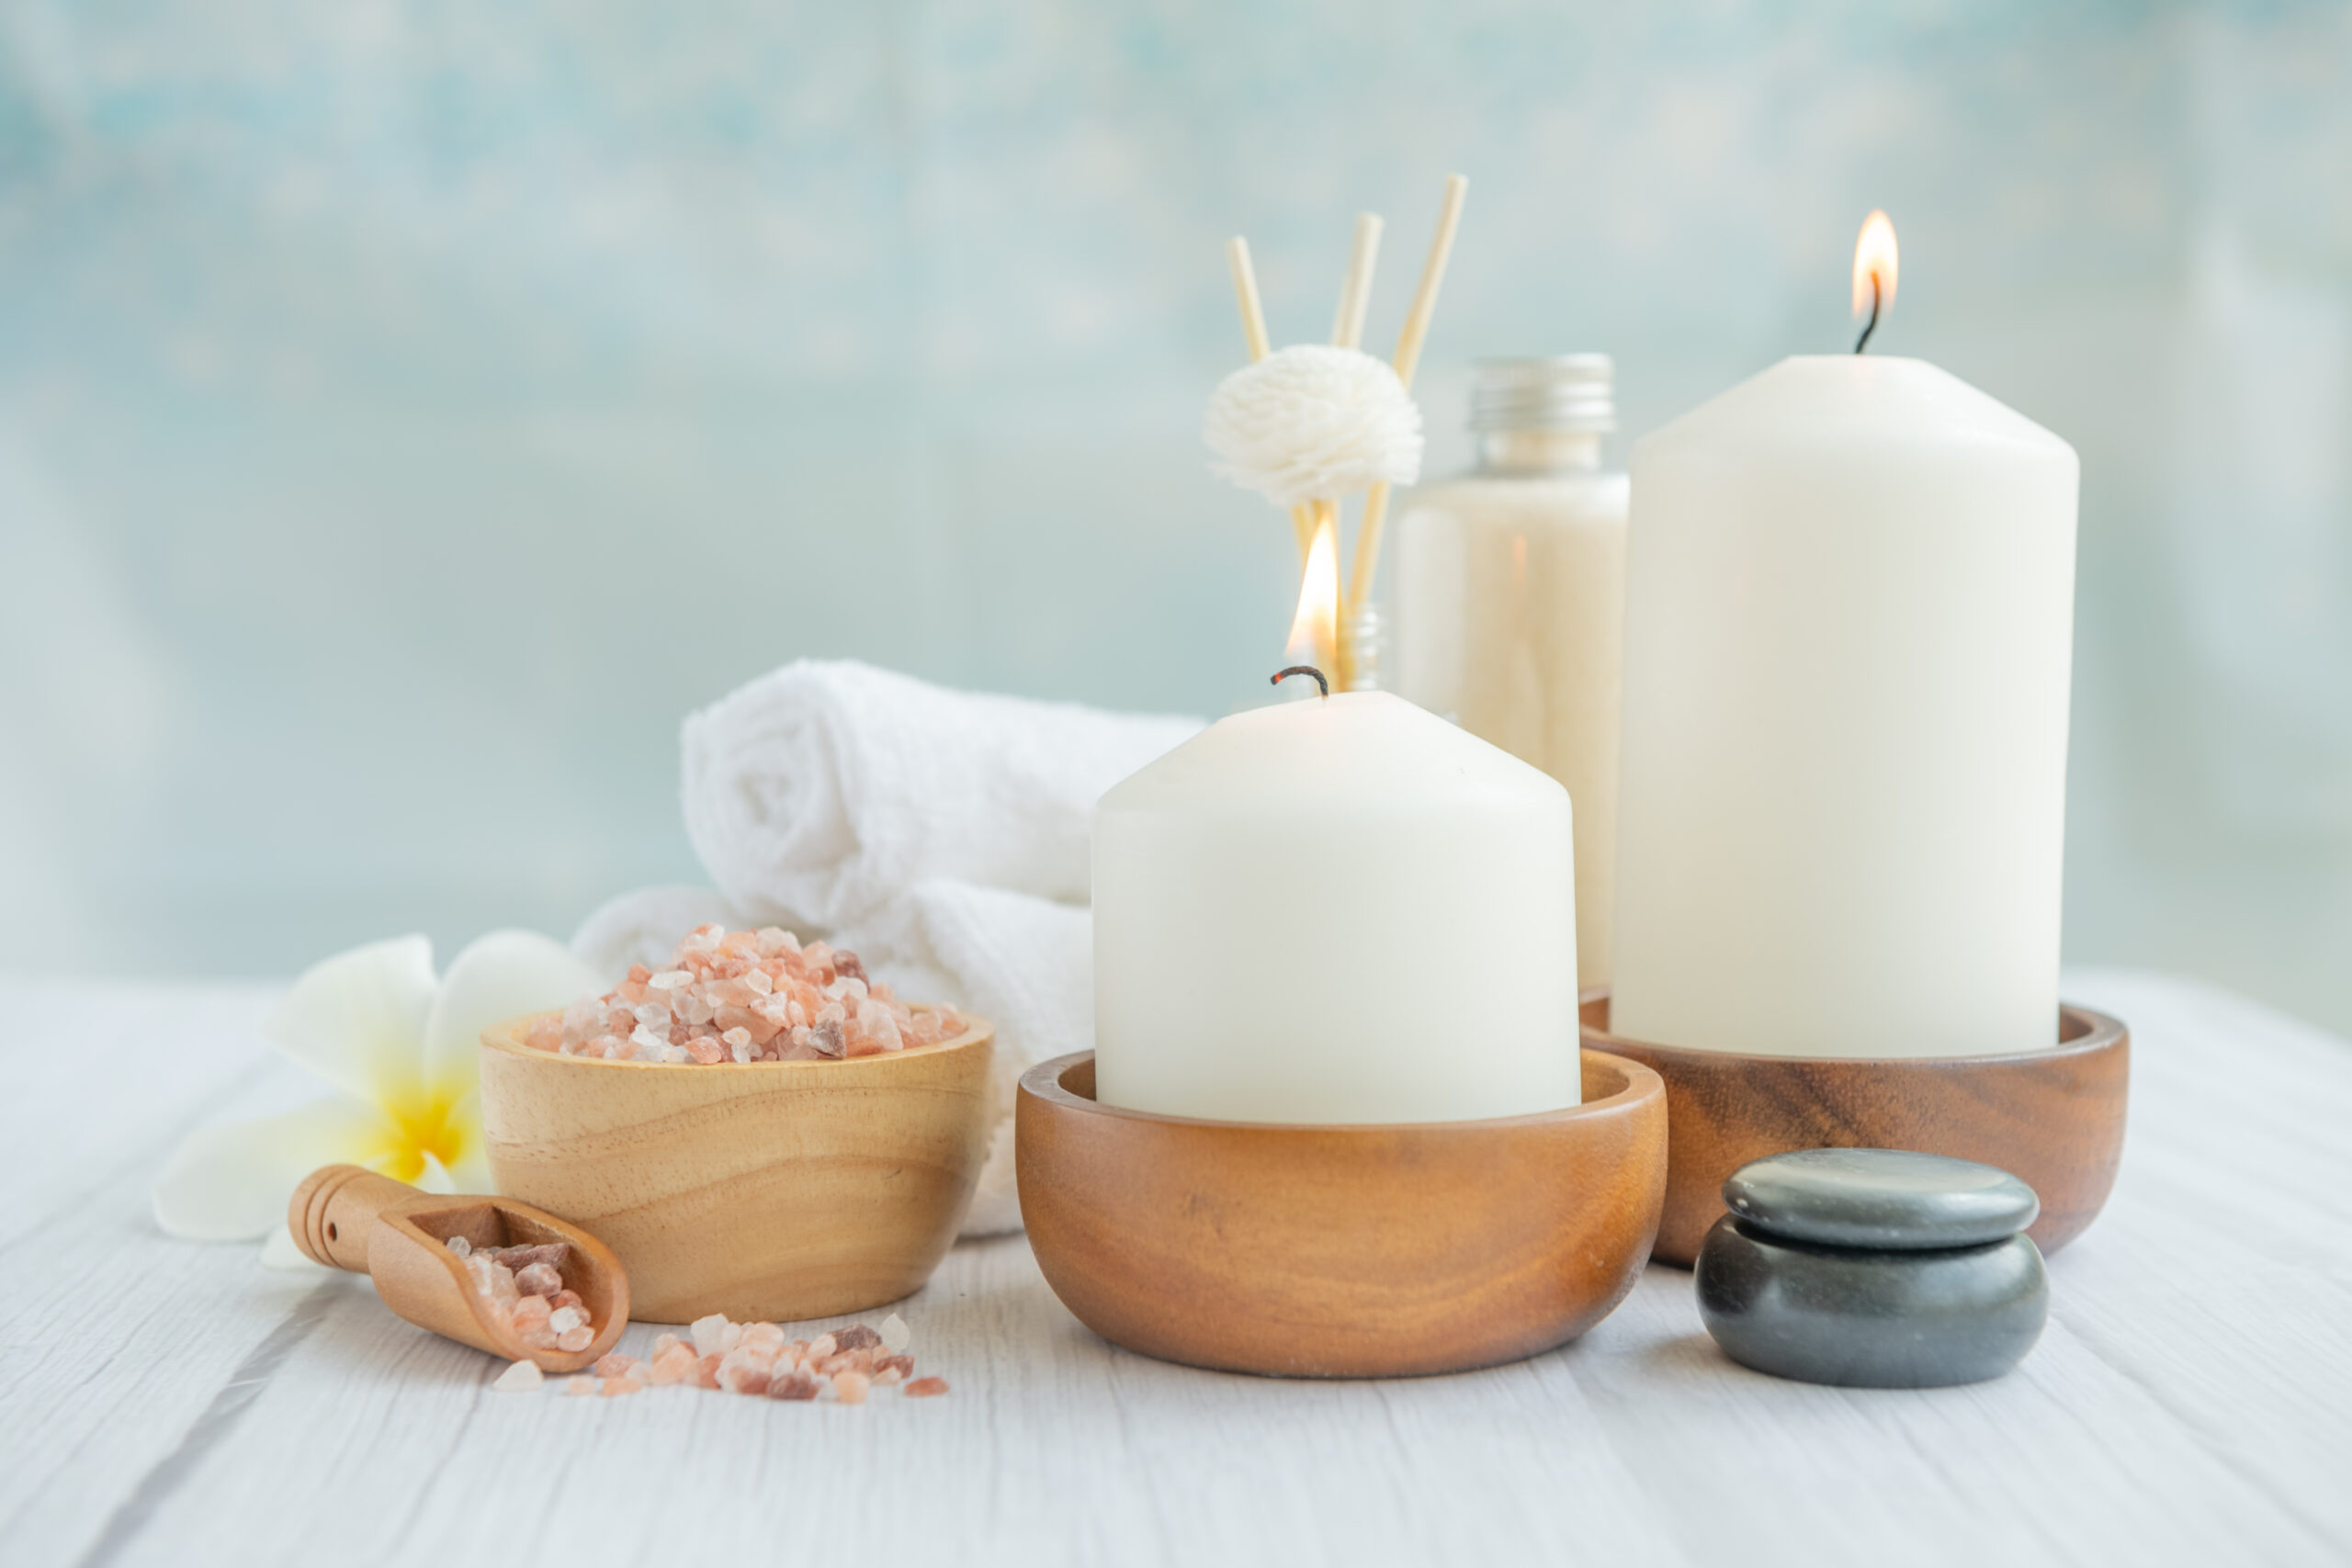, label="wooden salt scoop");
[288,1164,629,1371]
